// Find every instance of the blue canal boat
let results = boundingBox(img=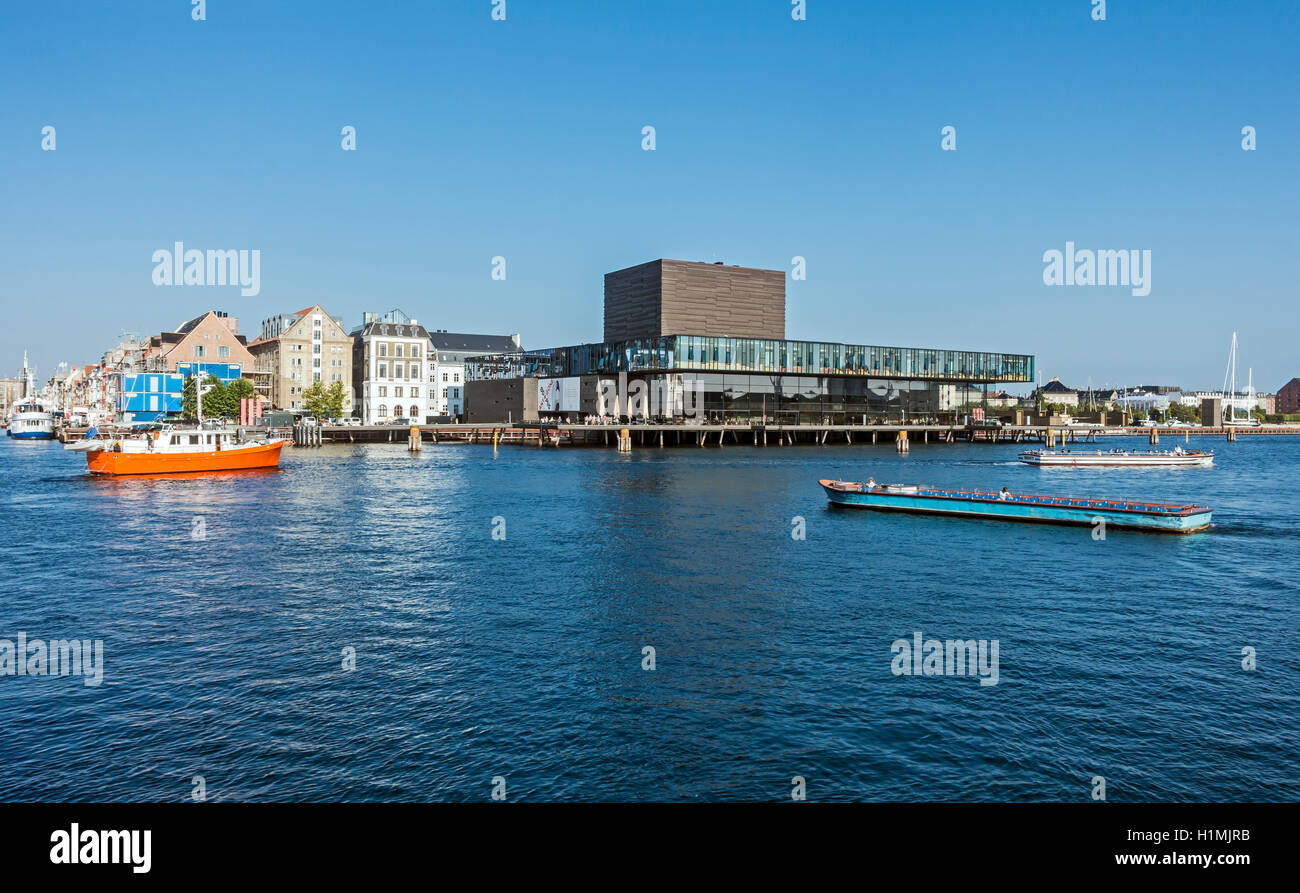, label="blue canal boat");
[819,479,1212,533]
